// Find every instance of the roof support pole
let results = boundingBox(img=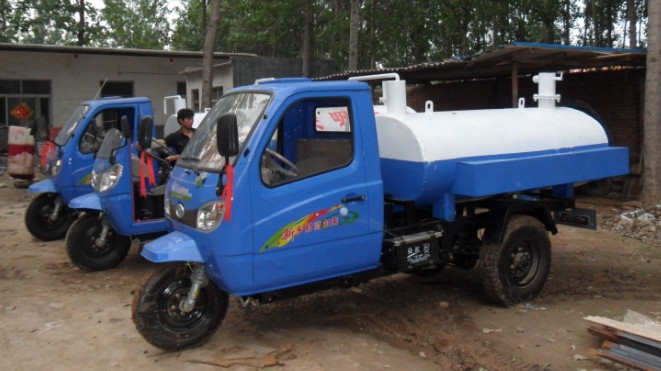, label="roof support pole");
[511,62,519,108]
